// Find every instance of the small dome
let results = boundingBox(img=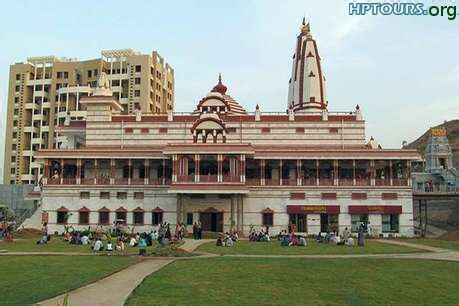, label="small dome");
[211,73,227,94]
